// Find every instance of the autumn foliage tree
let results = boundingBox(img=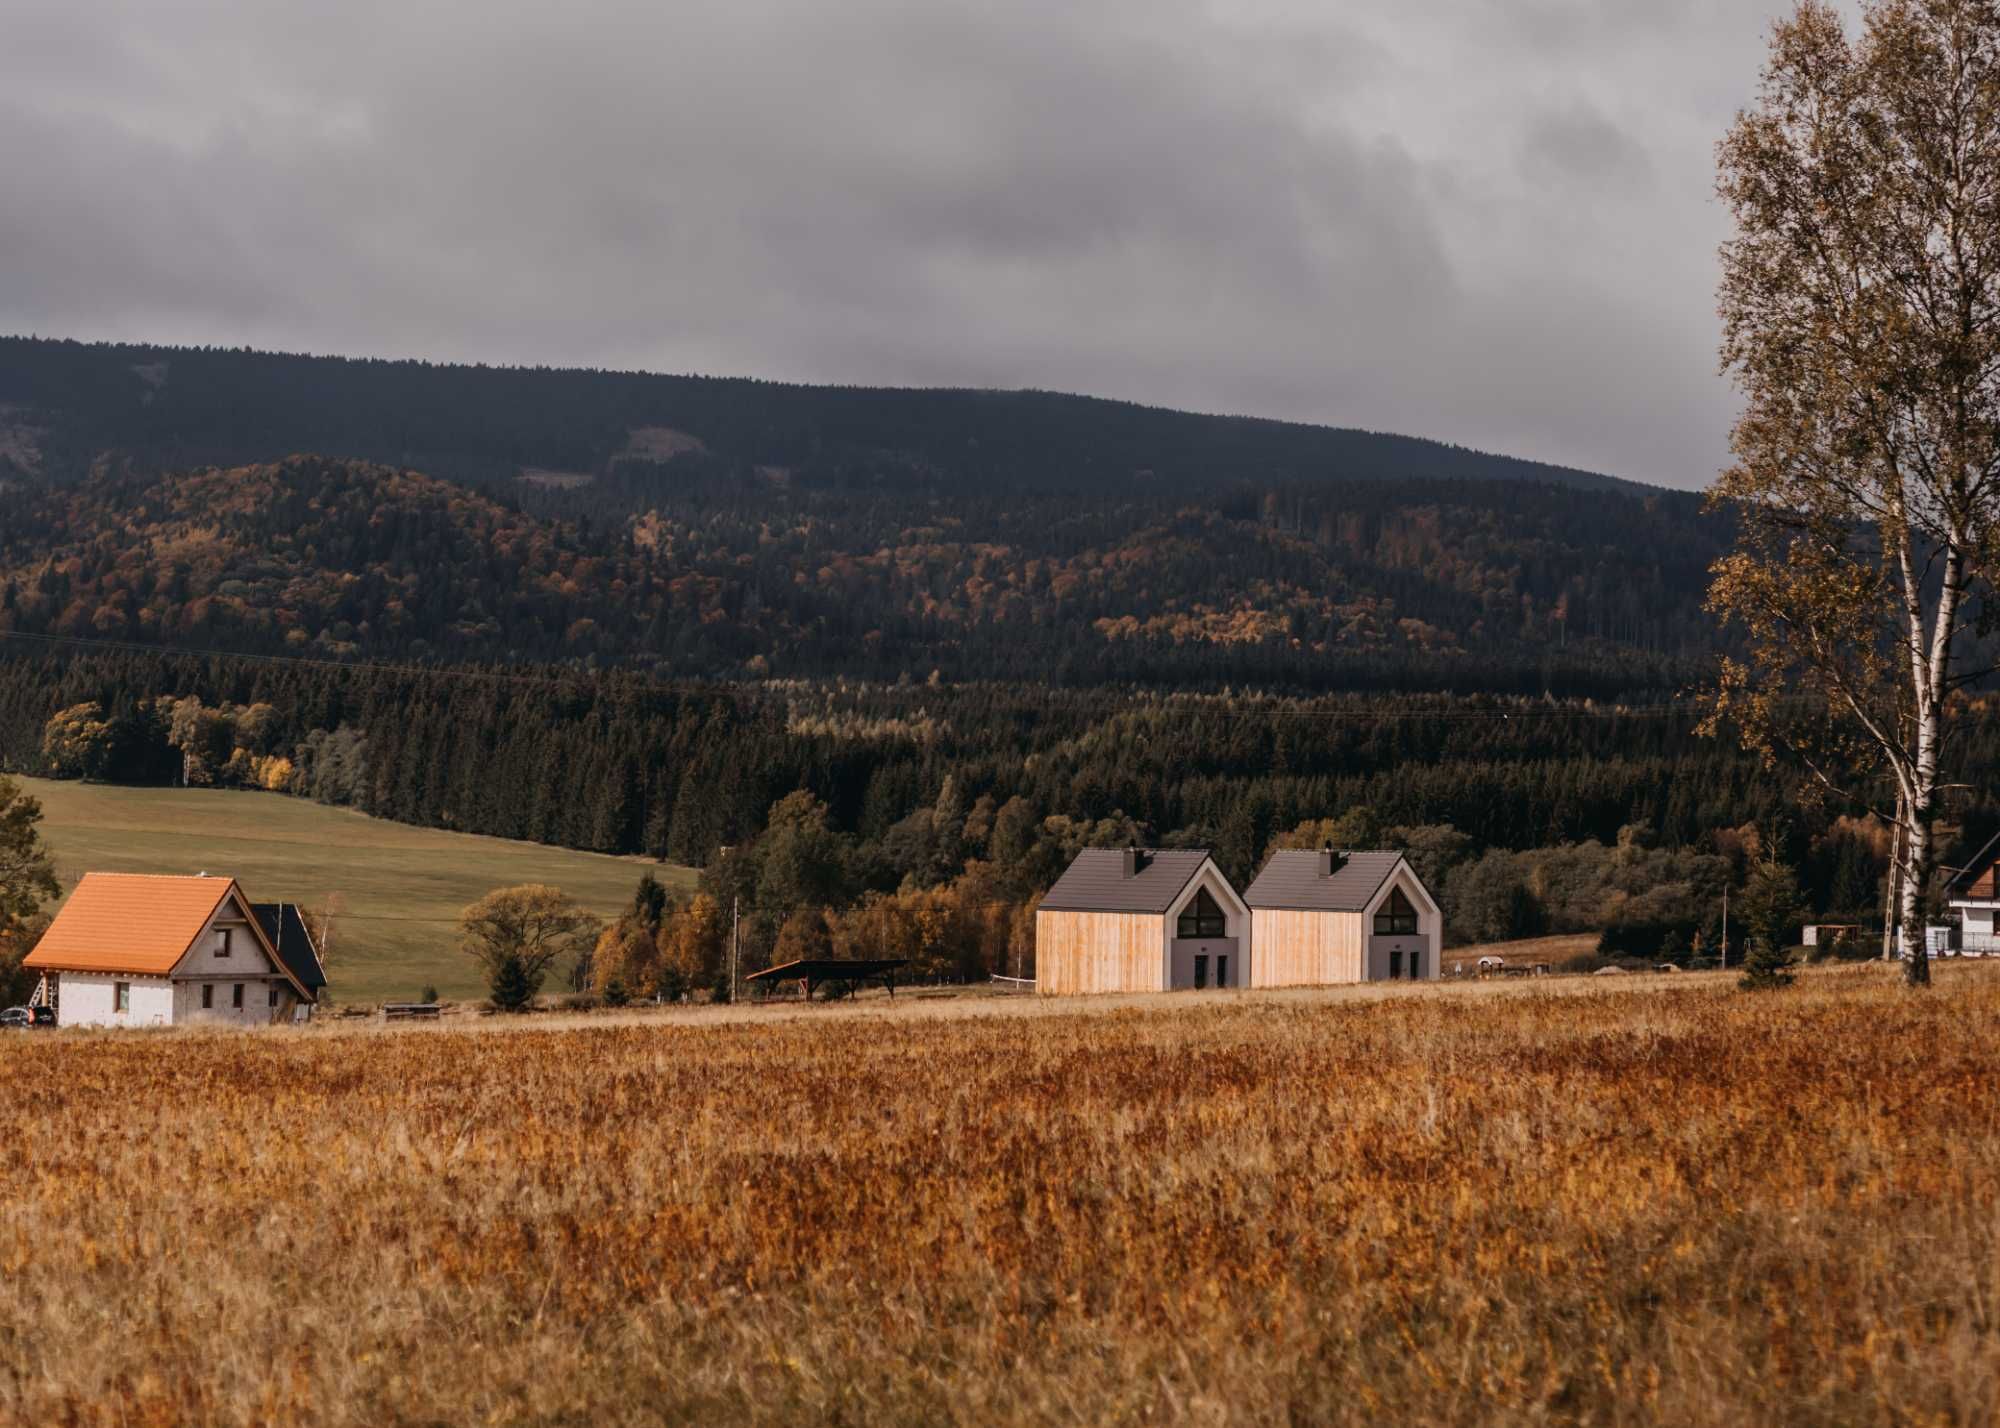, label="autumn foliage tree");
[459,885,601,1011]
[1709,0,2000,985]
[0,776,58,1003]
